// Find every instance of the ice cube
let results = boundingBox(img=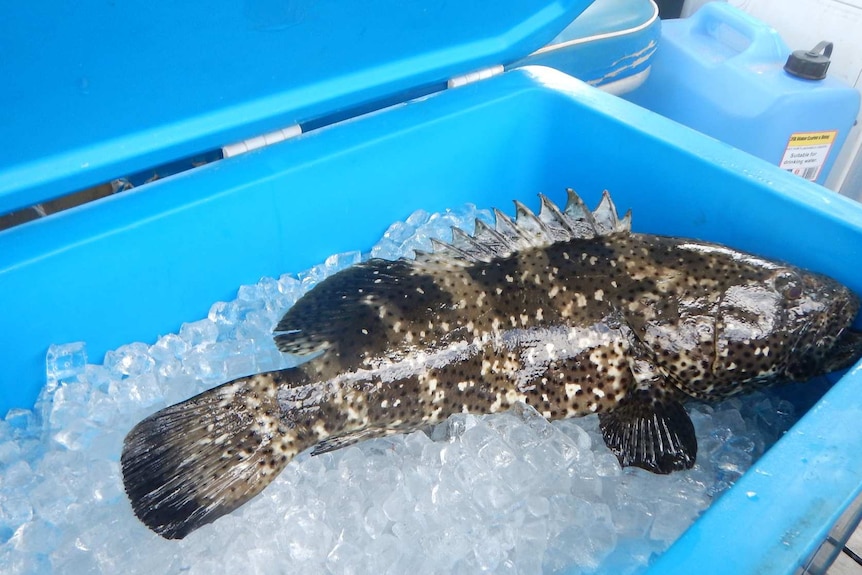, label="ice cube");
[208,300,243,333]
[523,439,565,472]
[363,505,390,539]
[460,420,498,452]
[710,406,748,437]
[10,518,60,555]
[0,494,34,531]
[499,418,543,451]
[594,452,622,477]
[365,533,401,574]
[29,477,73,525]
[254,344,293,373]
[222,339,258,379]
[381,485,412,523]
[0,548,51,575]
[391,519,424,544]
[613,499,654,538]
[324,251,363,275]
[510,402,555,441]
[326,536,364,575]
[46,380,91,431]
[150,332,189,360]
[178,318,219,347]
[496,457,535,490]
[277,272,304,299]
[649,500,700,543]
[401,429,431,456]
[598,539,657,575]
[285,514,334,563]
[513,519,548,573]
[45,342,88,389]
[472,478,517,512]
[237,282,268,308]
[472,531,505,571]
[370,210,432,260]
[51,418,100,451]
[438,412,479,441]
[477,437,516,470]
[453,456,489,490]
[3,409,36,436]
[148,335,188,382]
[714,445,753,480]
[0,438,22,467]
[124,370,166,404]
[181,343,226,382]
[553,418,593,452]
[419,441,444,469]
[543,505,617,572]
[526,495,551,518]
[104,342,155,377]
